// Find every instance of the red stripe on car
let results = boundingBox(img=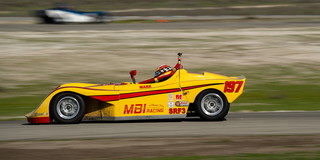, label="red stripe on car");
[27,117,50,124]
[89,83,222,102]
[90,88,181,101]
[91,95,120,101]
